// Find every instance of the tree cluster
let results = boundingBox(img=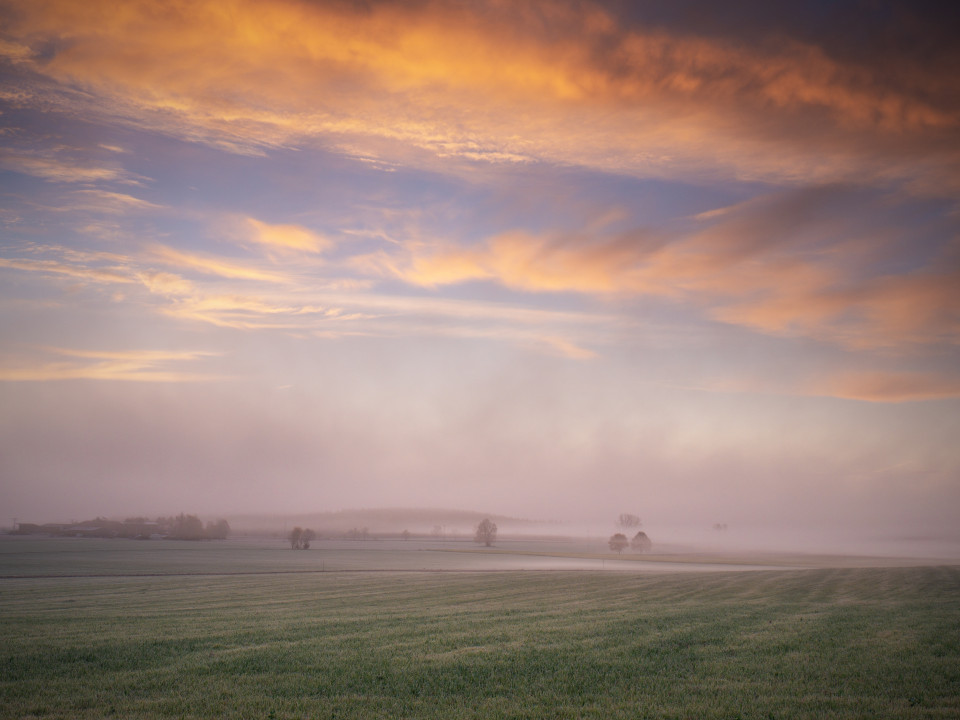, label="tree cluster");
[608,530,652,554]
[289,527,316,549]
